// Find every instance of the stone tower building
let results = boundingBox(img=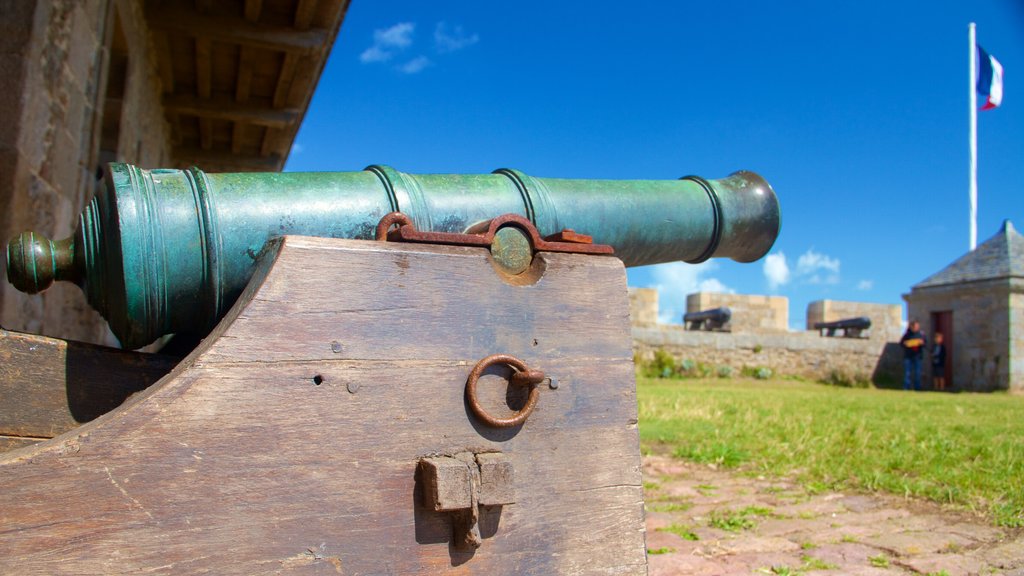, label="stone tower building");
[903,220,1024,392]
